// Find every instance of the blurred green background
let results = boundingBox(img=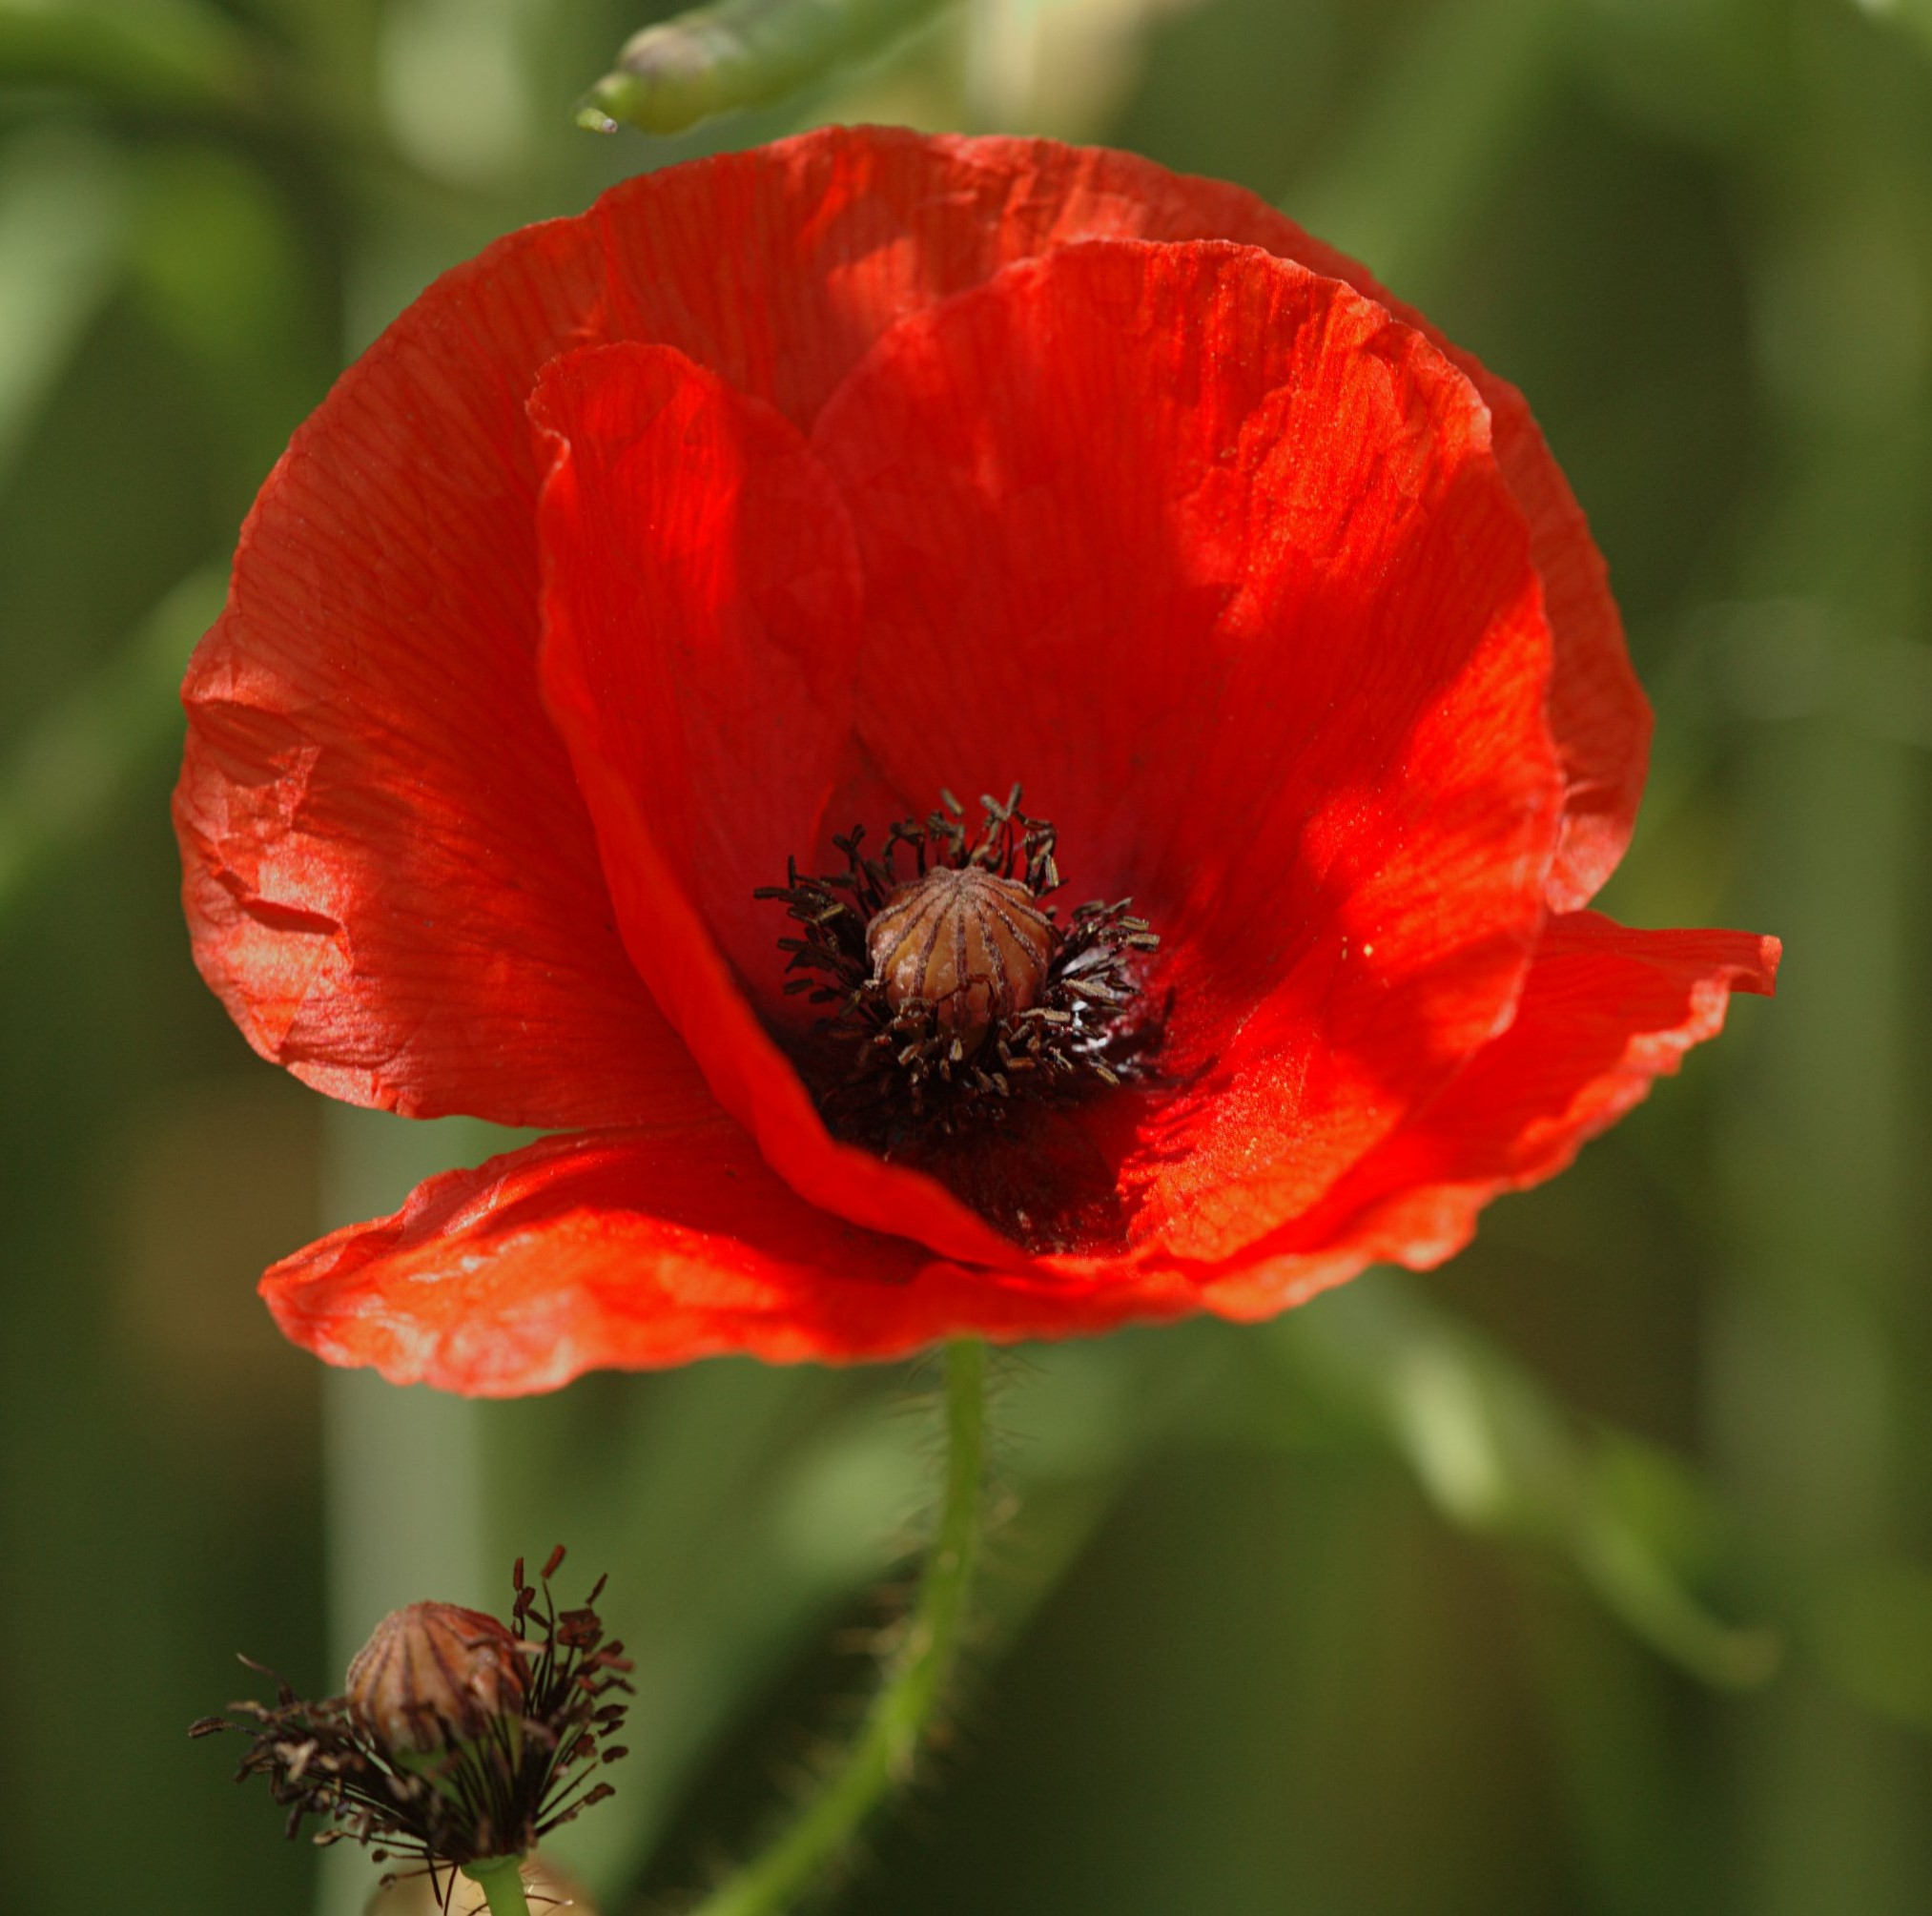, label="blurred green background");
[4,0,1930,1909]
